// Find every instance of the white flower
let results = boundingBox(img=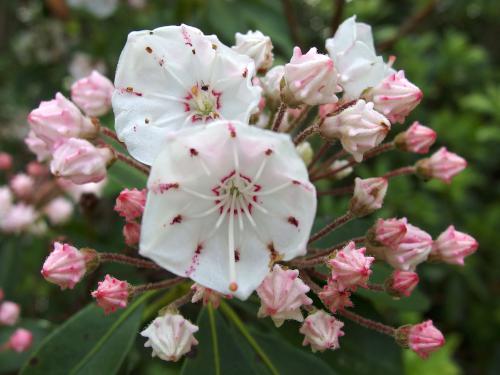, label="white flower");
[140,121,317,299]
[0,203,37,234]
[43,197,74,225]
[112,24,261,165]
[233,30,274,72]
[325,16,387,99]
